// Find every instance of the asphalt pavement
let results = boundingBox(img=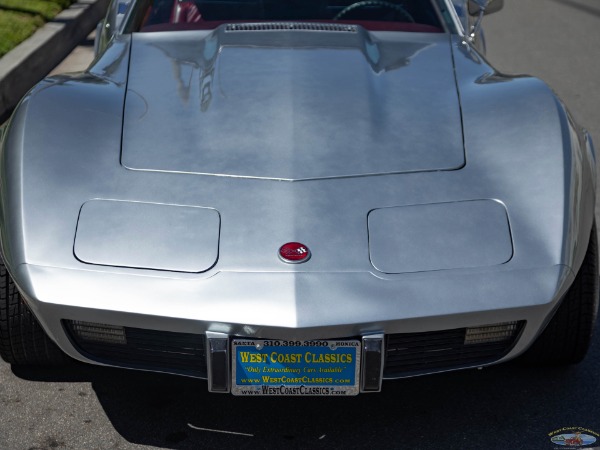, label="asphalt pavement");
[1,1,600,449]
